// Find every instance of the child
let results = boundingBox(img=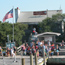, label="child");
[56,45,60,56]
